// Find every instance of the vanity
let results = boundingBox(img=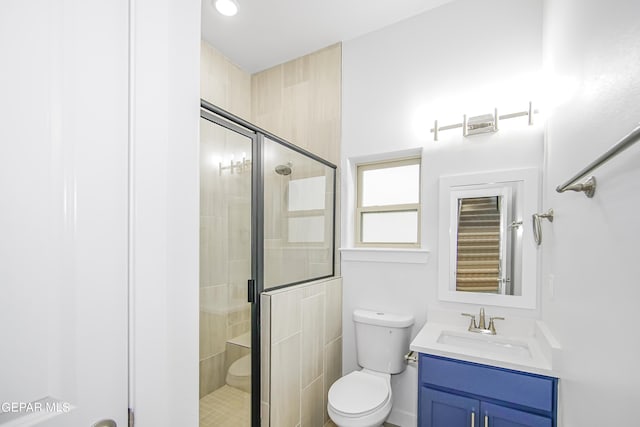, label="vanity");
[410,311,561,427]
[418,353,556,427]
